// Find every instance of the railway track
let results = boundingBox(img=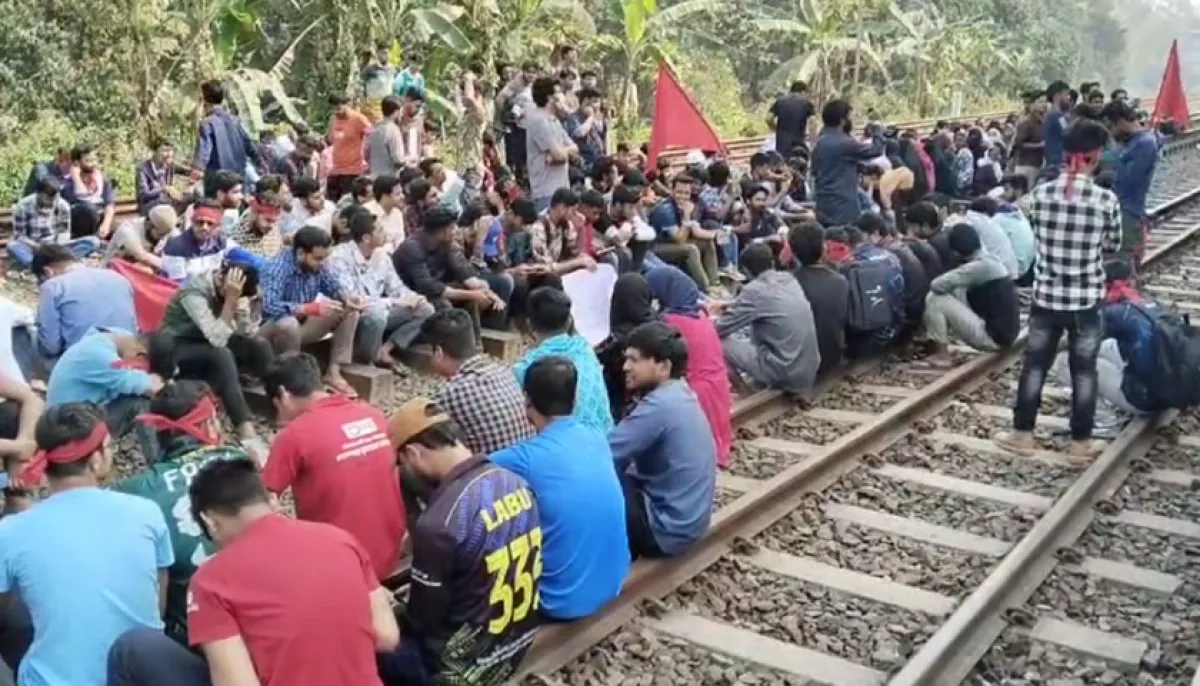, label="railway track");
[515,137,1200,684]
